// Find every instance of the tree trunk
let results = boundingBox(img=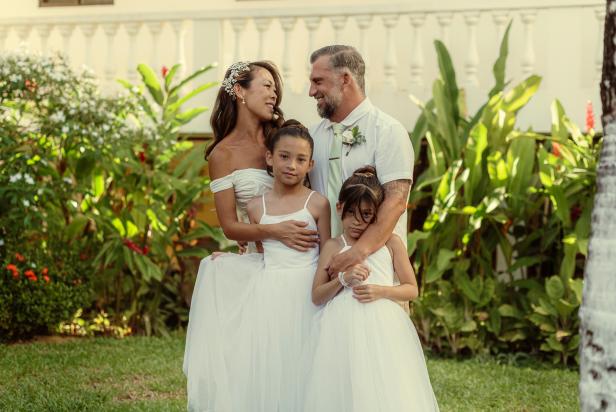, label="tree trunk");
[579,1,616,410]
